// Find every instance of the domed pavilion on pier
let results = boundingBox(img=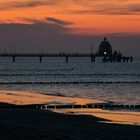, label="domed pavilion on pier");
[98,37,113,56]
